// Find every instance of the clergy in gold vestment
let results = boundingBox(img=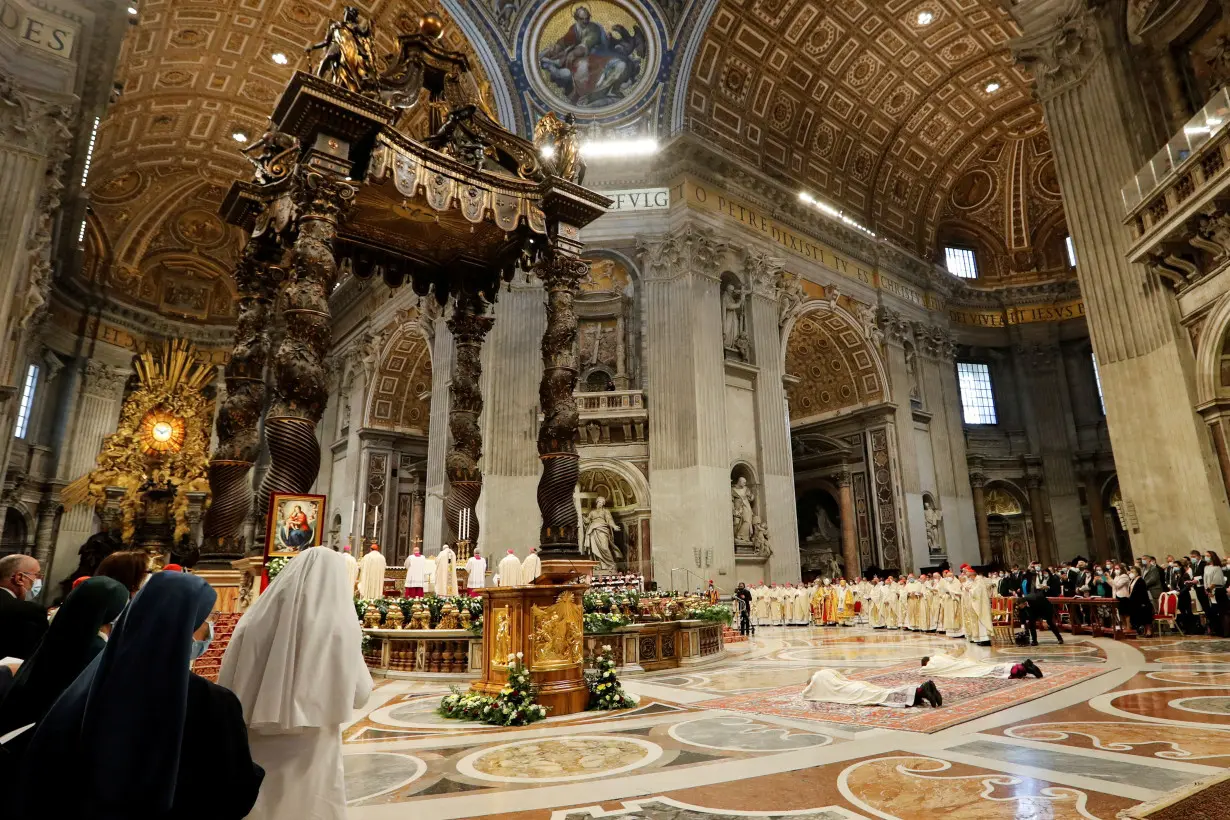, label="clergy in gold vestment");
[943,572,964,637]
[822,581,838,625]
[836,580,855,625]
[355,545,386,600]
[905,575,925,631]
[809,583,824,624]
[433,545,458,597]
